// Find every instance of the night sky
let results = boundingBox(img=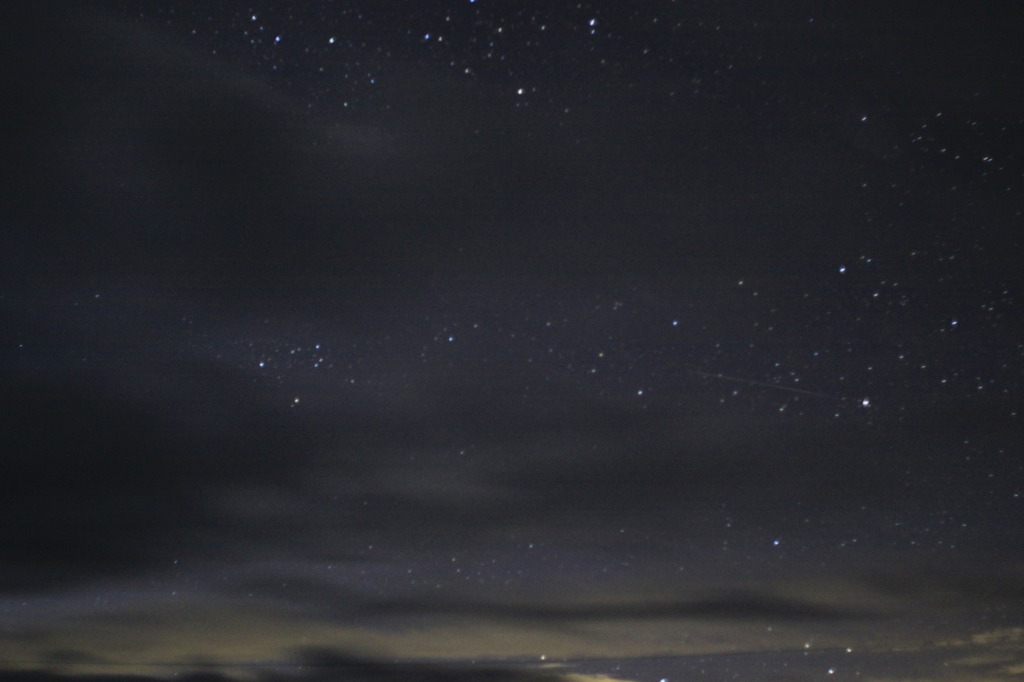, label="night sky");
[2,1,1022,680]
